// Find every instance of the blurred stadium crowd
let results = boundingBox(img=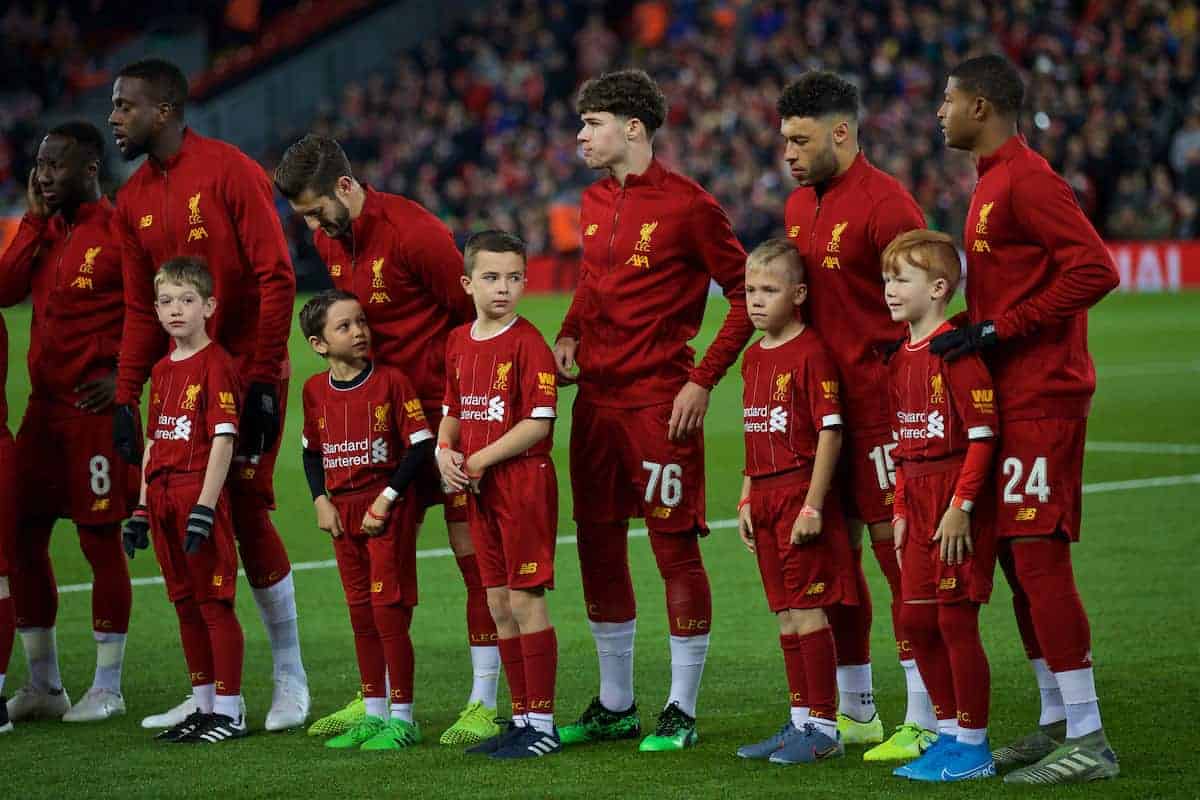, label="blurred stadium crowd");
[4,1,1200,259]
